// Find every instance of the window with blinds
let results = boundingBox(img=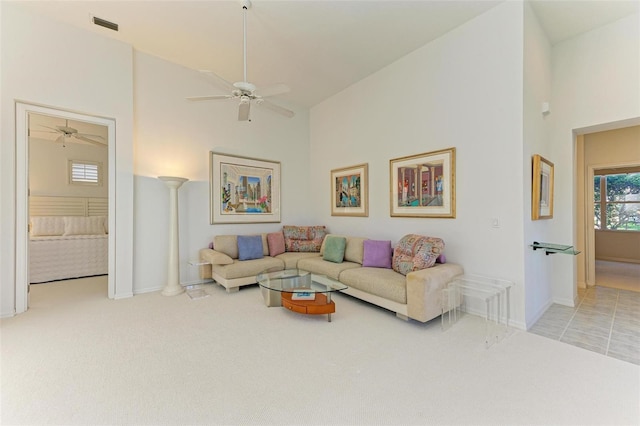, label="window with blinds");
[68,160,102,186]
